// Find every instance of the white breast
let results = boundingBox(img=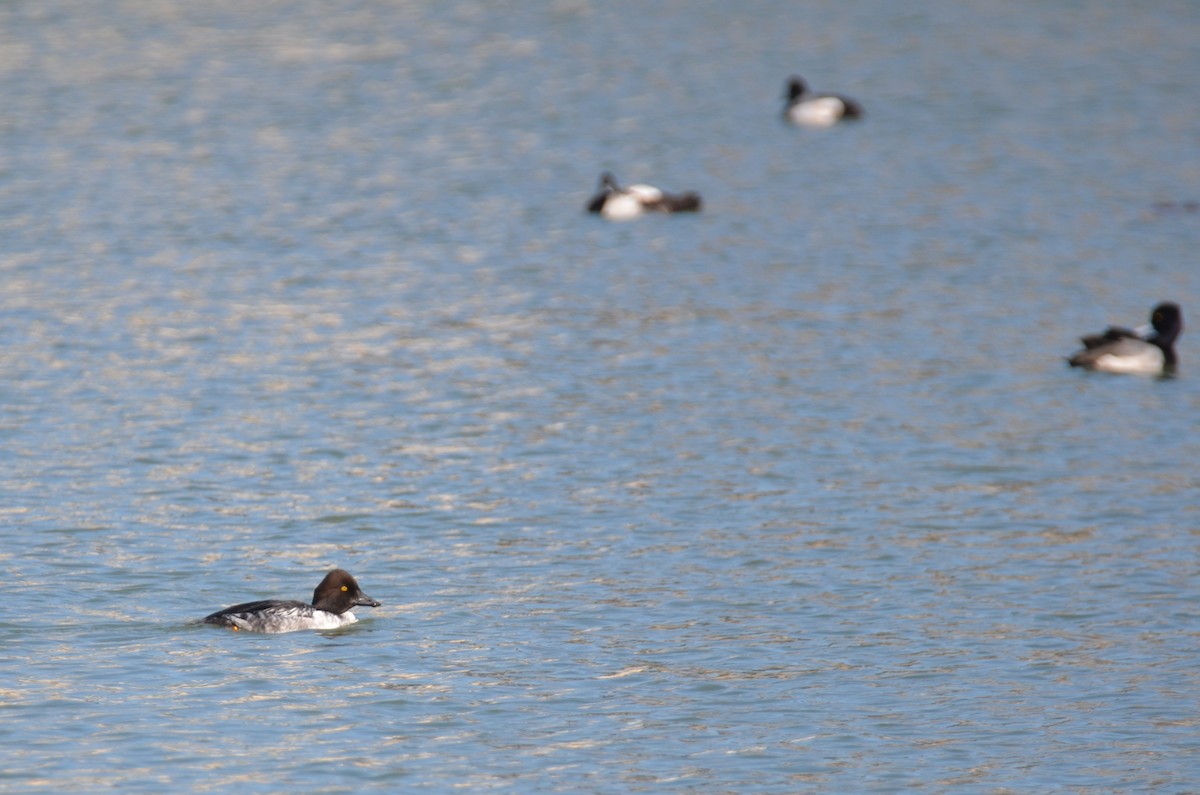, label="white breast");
[600,192,646,220]
[1092,346,1164,374]
[788,96,845,127]
[311,610,357,629]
